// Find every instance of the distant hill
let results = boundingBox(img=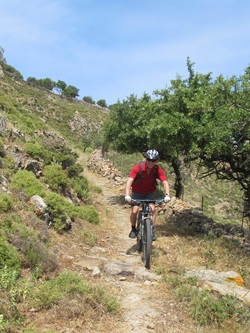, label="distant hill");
[0,65,108,150]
